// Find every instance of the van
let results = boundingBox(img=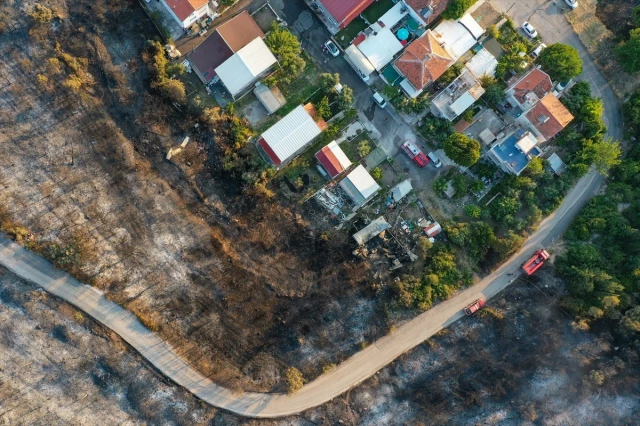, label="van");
[427,152,442,168]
